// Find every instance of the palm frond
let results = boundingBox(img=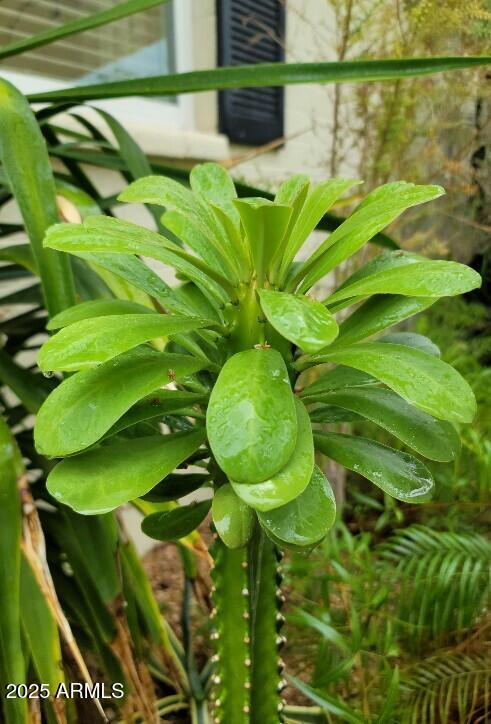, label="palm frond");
[401,652,491,723]
[378,526,491,650]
